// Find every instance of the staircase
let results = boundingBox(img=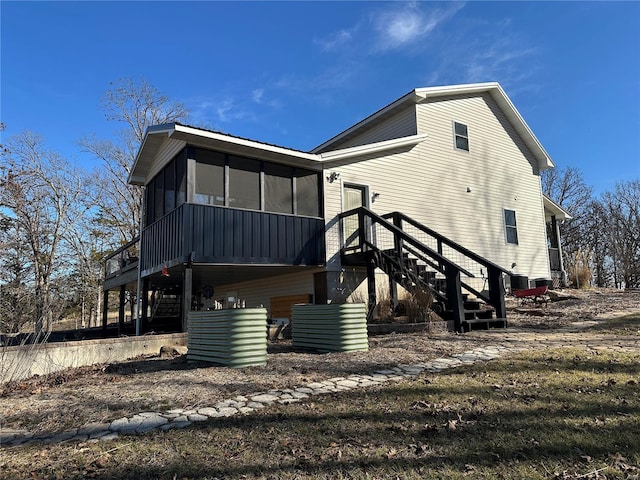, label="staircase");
[339,207,510,333]
[148,290,182,331]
